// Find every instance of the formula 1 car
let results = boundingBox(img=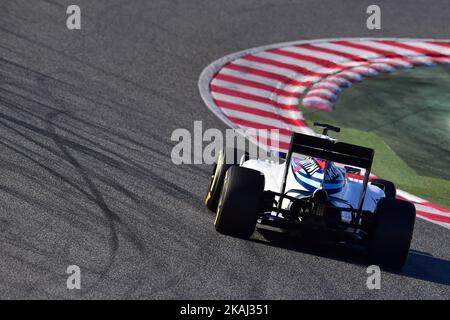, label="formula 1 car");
[205,123,416,269]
